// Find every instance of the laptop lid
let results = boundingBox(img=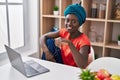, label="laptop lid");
[5,45,26,75]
